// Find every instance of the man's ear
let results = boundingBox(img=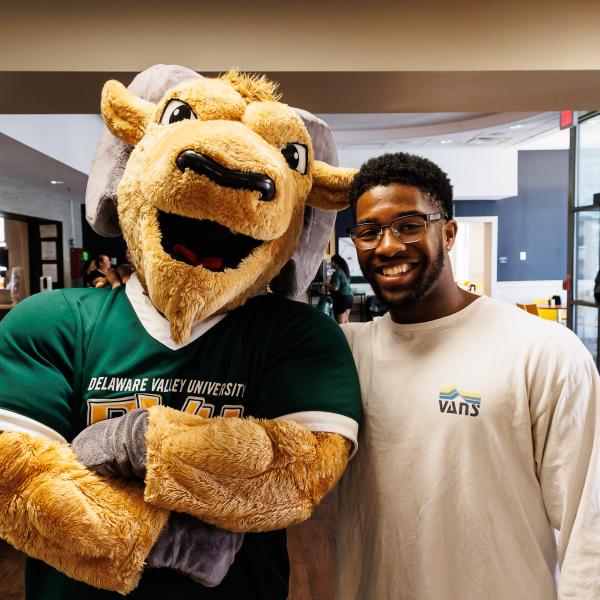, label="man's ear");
[444,219,458,251]
[101,80,154,146]
[306,161,358,212]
